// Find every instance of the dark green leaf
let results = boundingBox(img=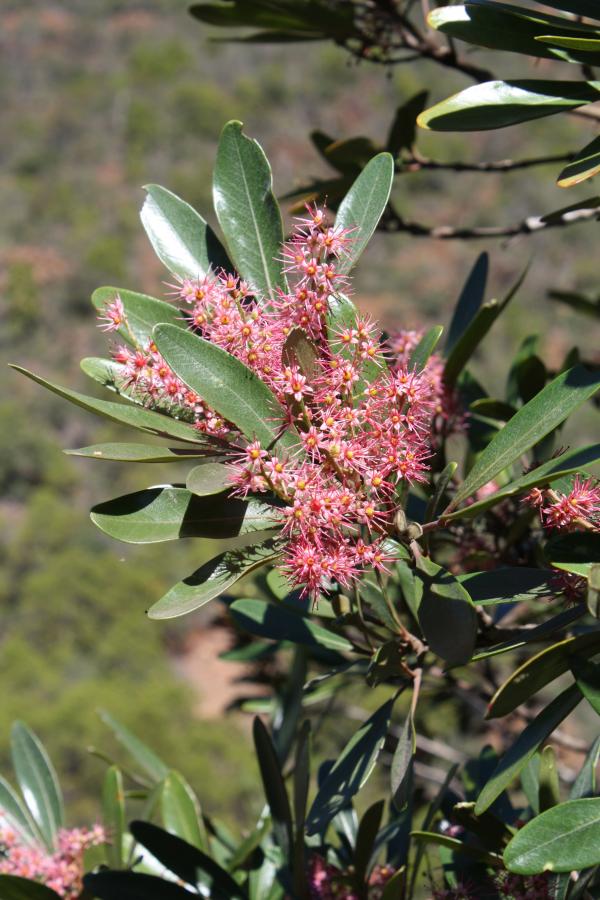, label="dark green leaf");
[387,91,429,156]
[229,598,353,653]
[448,365,600,510]
[445,300,508,387]
[539,746,560,812]
[140,184,229,279]
[0,876,62,900]
[153,324,295,450]
[90,487,276,544]
[84,870,203,900]
[416,557,477,666]
[91,286,184,347]
[487,631,600,718]
[353,800,385,887]
[98,710,169,783]
[558,134,600,188]
[131,821,246,897]
[102,766,125,869]
[66,443,218,463]
[282,328,319,380]
[571,736,600,800]
[445,253,488,355]
[252,717,293,861]
[546,532,600,566]
[504,798,600,875]
[571,657,600,717]
[473,606,585,661]
[213,120,285,298]
[306,696,395,834]
[148,539,280,619]
[10,723,63,853]
[425,462,458,525]
[418,80,600,132]
[409,325,443,373]
[391,713,415,811]
[334,153,394,275]
[475,684,582,815]
[11,366,204,445]
[410,830,501,866]
[458,567,554,606]
[161,771,208,851]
